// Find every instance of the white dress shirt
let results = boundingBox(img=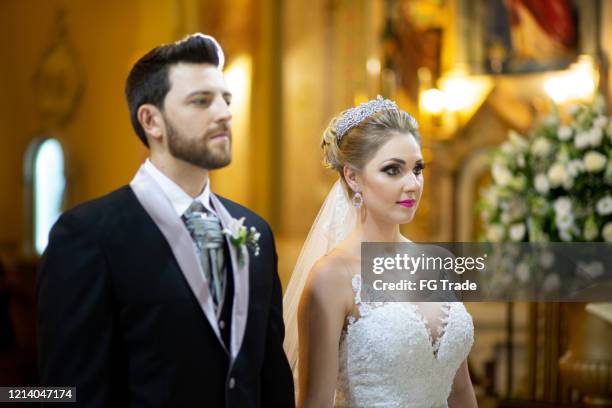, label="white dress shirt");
[142,159,216,217]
